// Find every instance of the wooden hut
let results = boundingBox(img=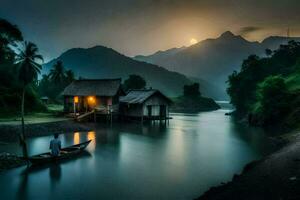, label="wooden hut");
[119,89,172,121]
[62,79,124,115]
[40,96,49,104]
